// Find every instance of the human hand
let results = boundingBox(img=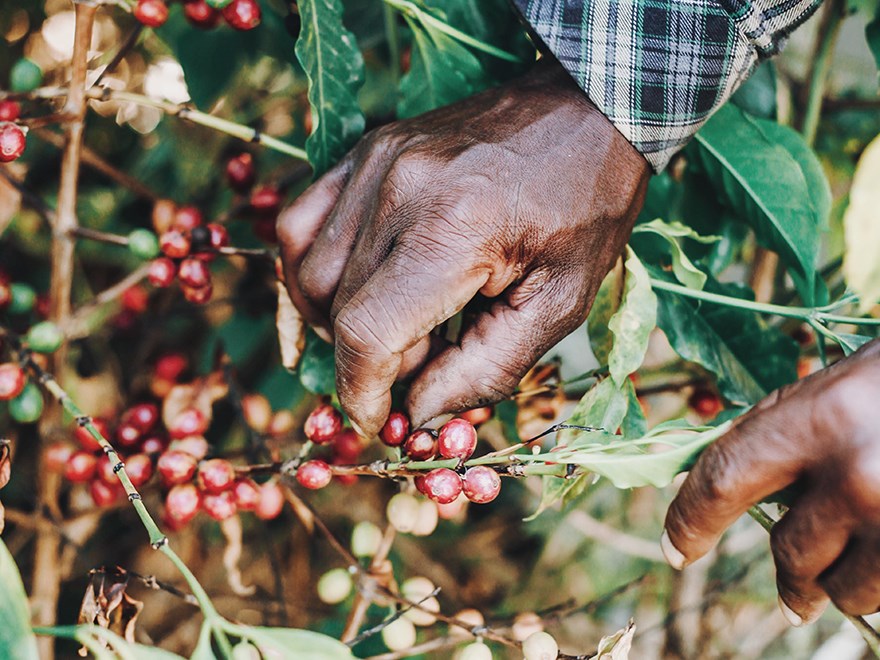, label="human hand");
[663,339,880,625]
[277,58,650,436]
